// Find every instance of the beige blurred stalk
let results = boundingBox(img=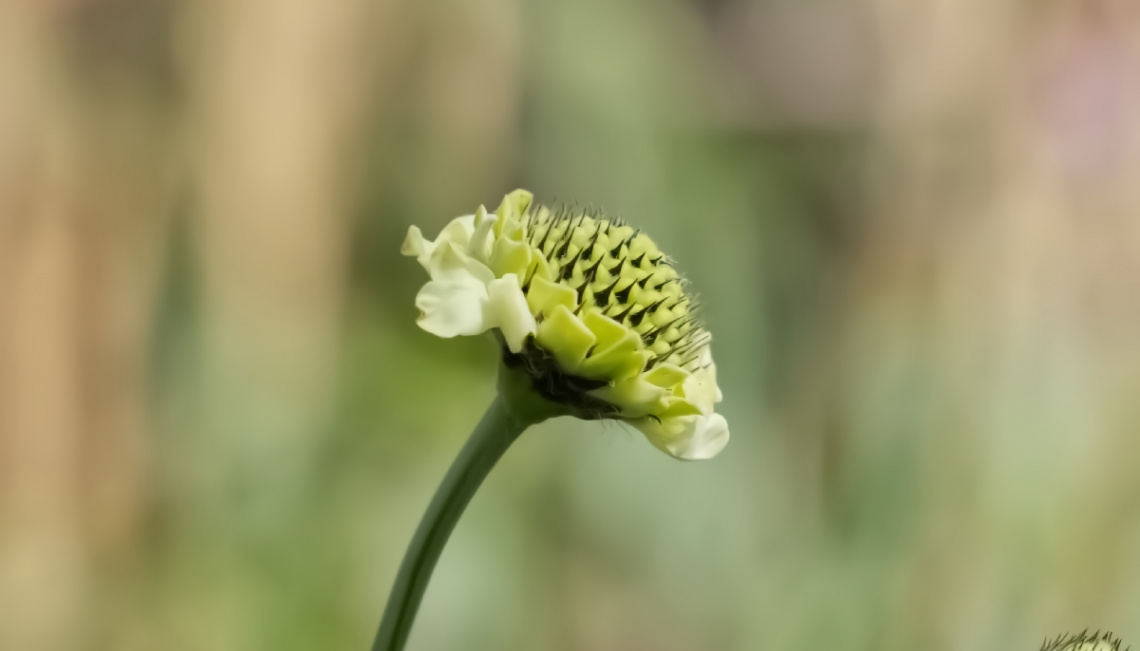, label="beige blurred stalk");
[0,0,376,647]
[177,0,373,646]
[0,1,176,648]
[181,0,360,489]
